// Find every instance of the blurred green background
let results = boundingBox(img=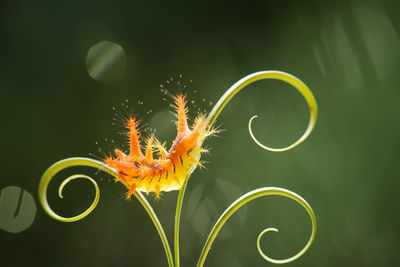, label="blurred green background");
[1,0,400,266]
